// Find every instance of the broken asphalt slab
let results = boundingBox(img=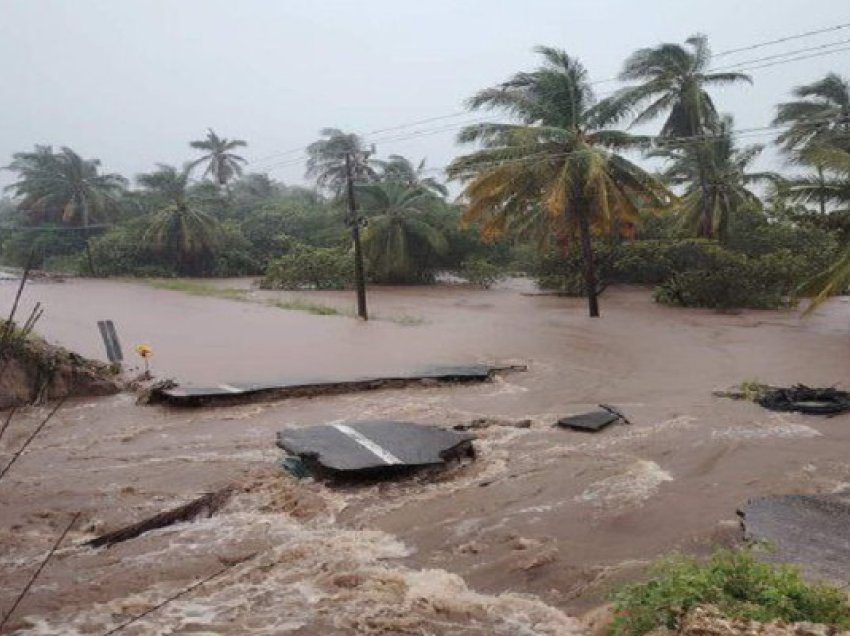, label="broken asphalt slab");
[148,364,526,407]
[277,420,475,478]
[556,404,631,432]
[739,492,850,584]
